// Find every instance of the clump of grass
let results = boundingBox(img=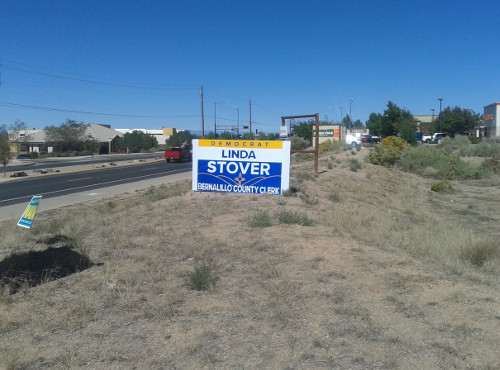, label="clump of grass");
[349,158,362,172]
[329,193,341,202]
[300,192,319,205]
[32,219,64,236]
[294,153,314,162]
[145,183,190,202]
[248,211,273,228]
[431,181,454,193]
[186,263,218,291]
[294,171,316,183]
[276,210,313,226]
[479,155,500,175]
[460,240,499,267]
